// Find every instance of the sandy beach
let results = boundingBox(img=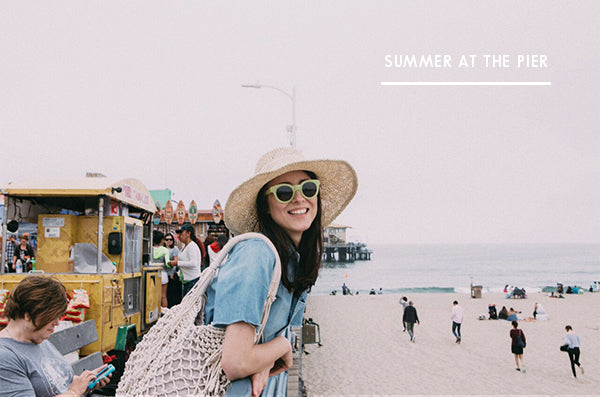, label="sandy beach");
[302,292,599,396]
